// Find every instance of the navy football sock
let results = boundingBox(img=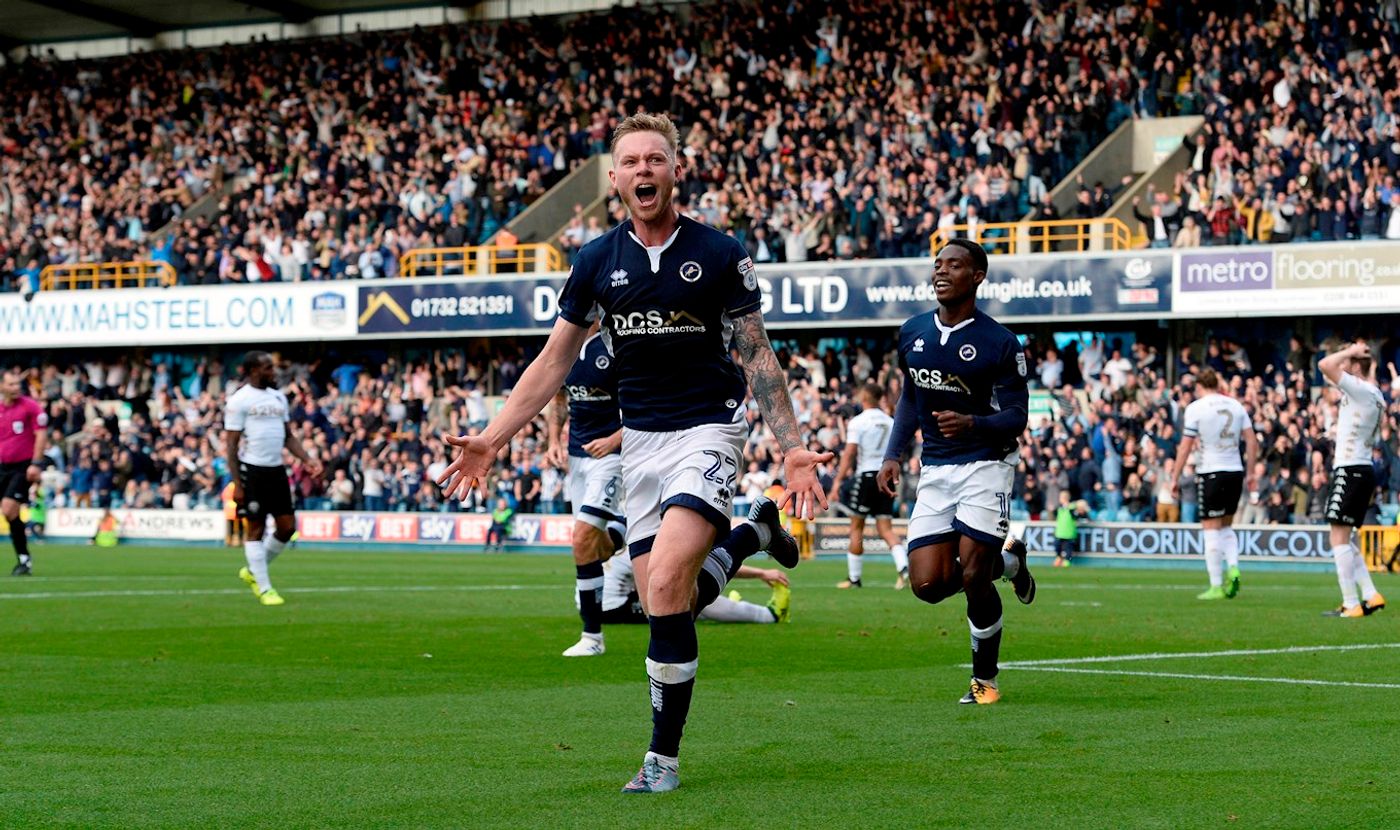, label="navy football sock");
[693,524,763,614]
[576,560,605,635]
[968,585,1004,681]
[10,520,30,565]
[646,612,698,758]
